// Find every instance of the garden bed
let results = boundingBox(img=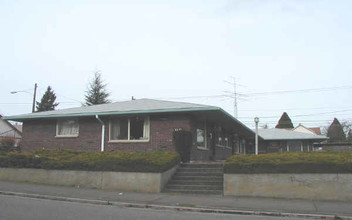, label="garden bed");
[224,152,352,174]
[0,149,180,173]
